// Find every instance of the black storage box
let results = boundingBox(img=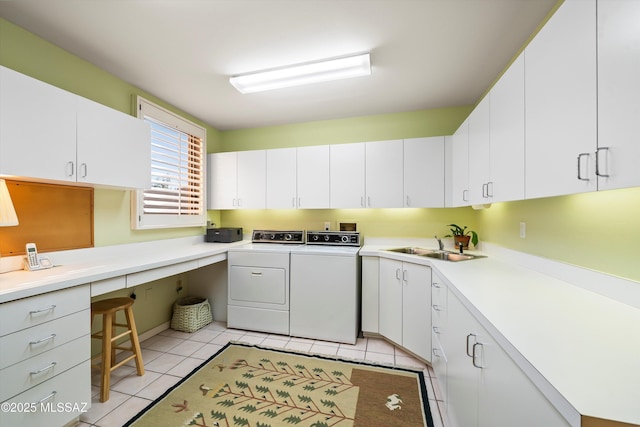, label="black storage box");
[205,227,243,243]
